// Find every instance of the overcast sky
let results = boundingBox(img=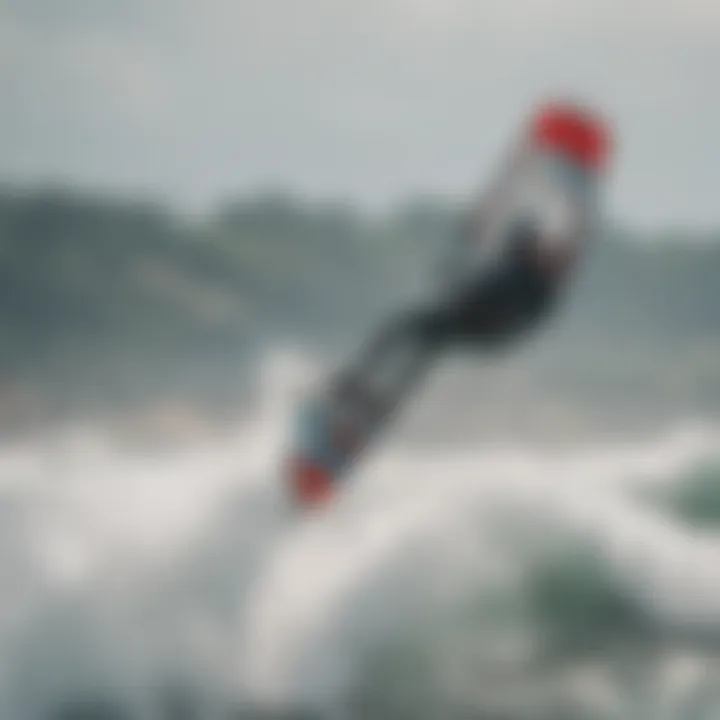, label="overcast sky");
[1,0,718,226]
